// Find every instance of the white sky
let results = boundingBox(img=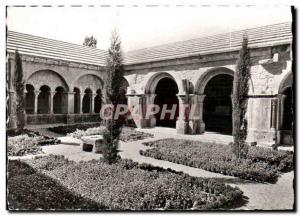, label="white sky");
[7,6,292,51]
